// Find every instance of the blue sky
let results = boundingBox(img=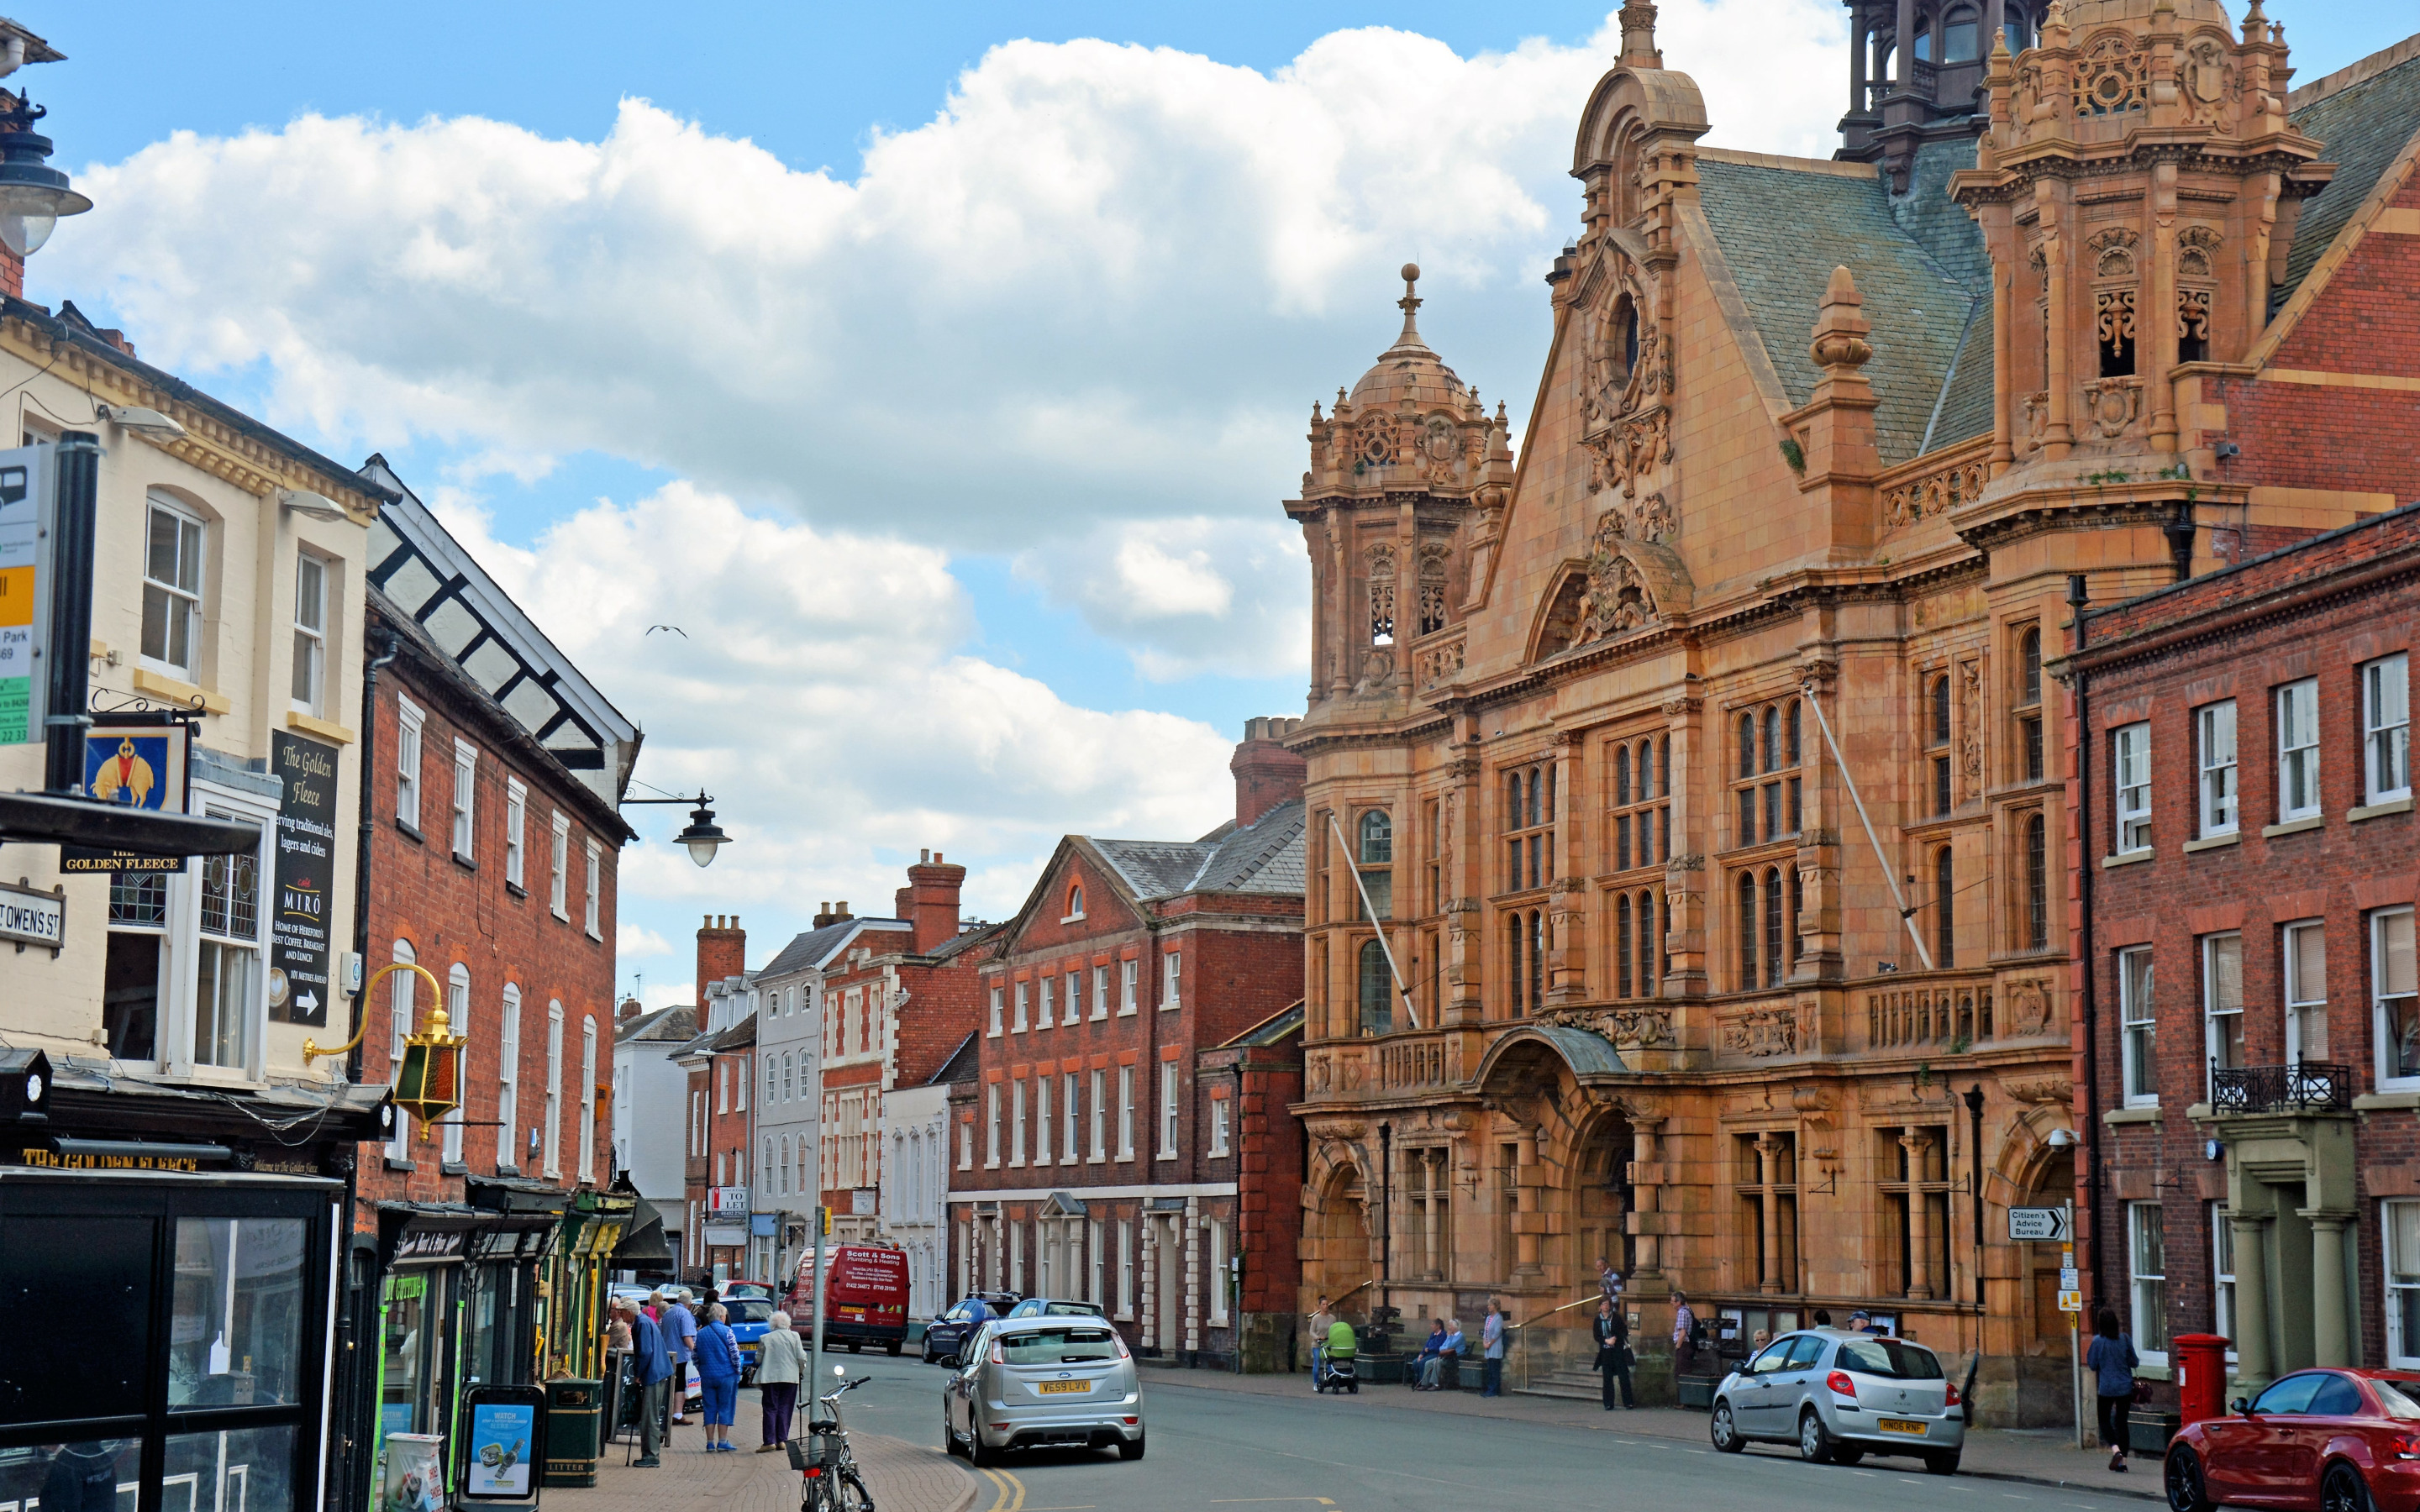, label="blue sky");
[22,1,2408,1000]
